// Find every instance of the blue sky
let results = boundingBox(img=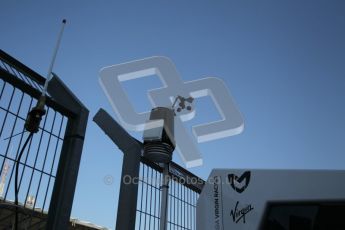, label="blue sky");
[1,1,345,229]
